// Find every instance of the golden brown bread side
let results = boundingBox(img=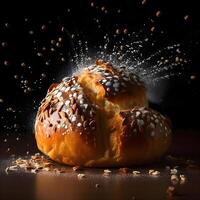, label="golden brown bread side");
[35,60,171,167]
